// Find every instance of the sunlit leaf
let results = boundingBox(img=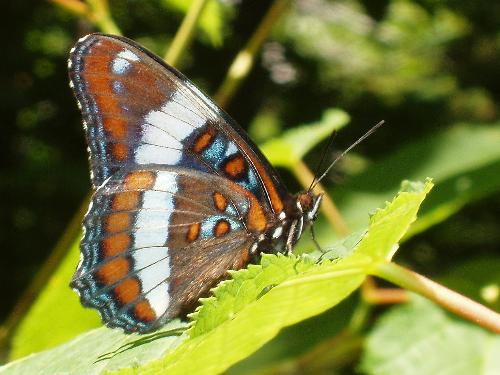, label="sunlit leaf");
[260,108,349,168]
[356,179,433,261]
[9,240,101,360]
[2,322,188,374]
